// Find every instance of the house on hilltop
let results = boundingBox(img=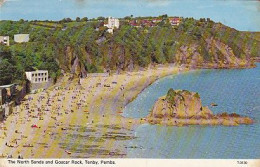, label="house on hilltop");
[104,17,120,34]
[129,20,140,27]
[0,36,10,46]
[129,17,182,27]
[152,18,162,23]
[14,34,29,43]
[105,17,120,29]
[169,17,181,26]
